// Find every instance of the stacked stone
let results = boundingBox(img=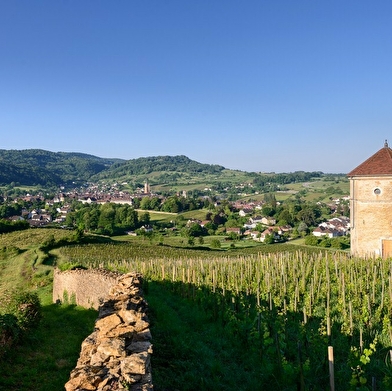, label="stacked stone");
[53,268,122,310]
[65,273,153,391]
